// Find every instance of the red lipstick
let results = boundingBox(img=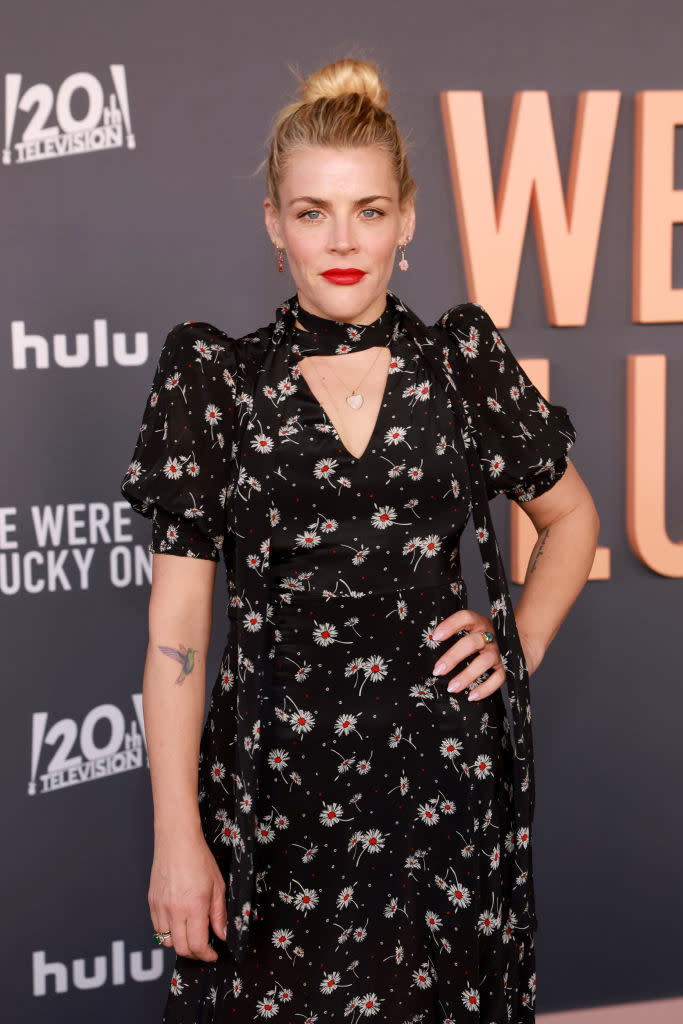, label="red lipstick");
[321,268,367,285]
